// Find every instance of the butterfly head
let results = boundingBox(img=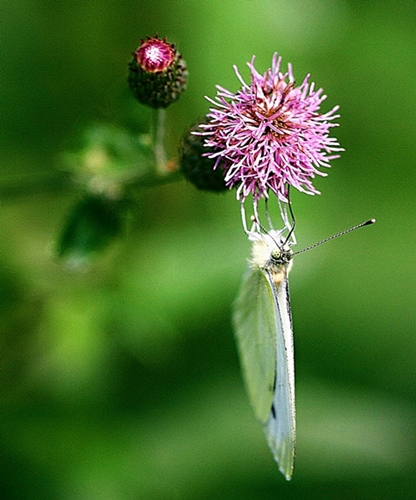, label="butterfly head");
[249,229,294,274]
[266,238,293,287]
